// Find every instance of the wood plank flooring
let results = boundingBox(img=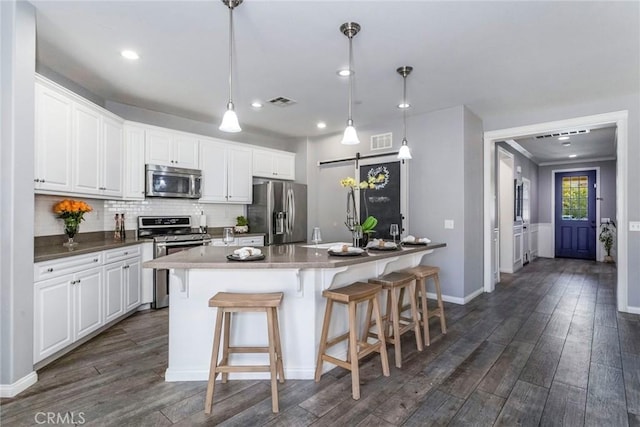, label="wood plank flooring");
[2,258,638,426]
